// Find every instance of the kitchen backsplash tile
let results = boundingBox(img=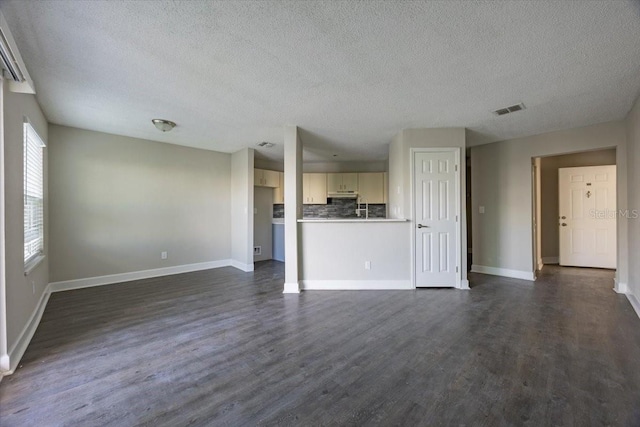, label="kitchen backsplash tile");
[273,198,386,219]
